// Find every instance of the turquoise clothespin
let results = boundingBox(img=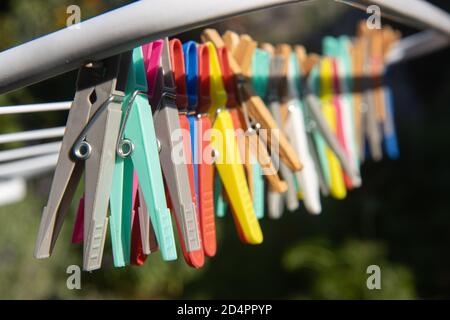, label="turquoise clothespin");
[250,48,270,220]
[110,47,177,267]
[338,36,360,169]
